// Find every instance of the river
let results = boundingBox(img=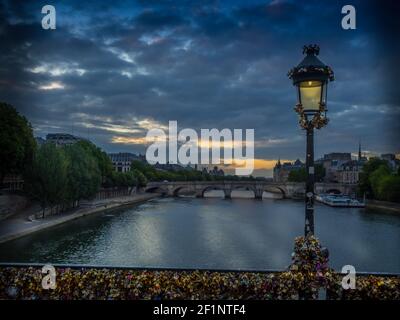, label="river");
[0,192,399,273]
